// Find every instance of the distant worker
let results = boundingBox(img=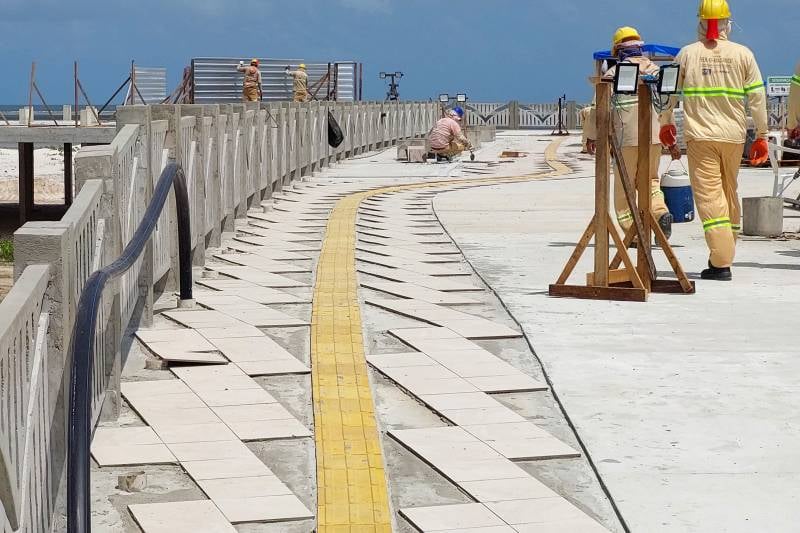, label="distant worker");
[237,59,262,102]
[789,62,800,139]
[580,104,594,154]
[585,26,673,238]
[659,0,768,281]
[285,64,309,102]
[428,107,473,161]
